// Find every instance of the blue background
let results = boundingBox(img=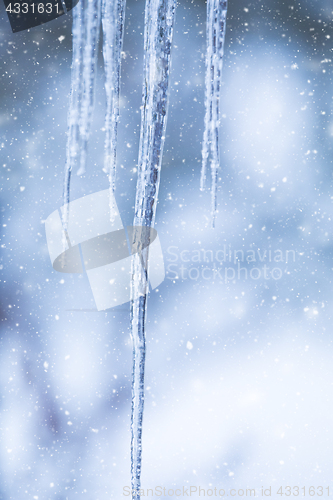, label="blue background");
[0,0,333,497]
